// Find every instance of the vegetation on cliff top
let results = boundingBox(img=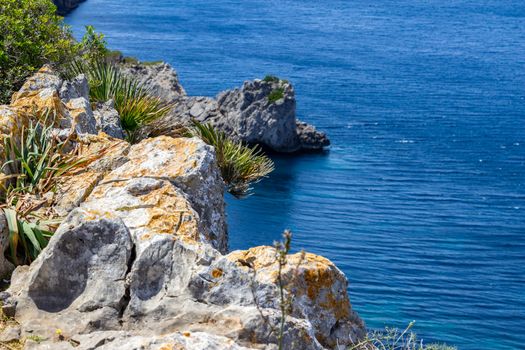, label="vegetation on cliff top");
[66,60,174,142]
[0,0,74,103]
[187,120,275,197]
